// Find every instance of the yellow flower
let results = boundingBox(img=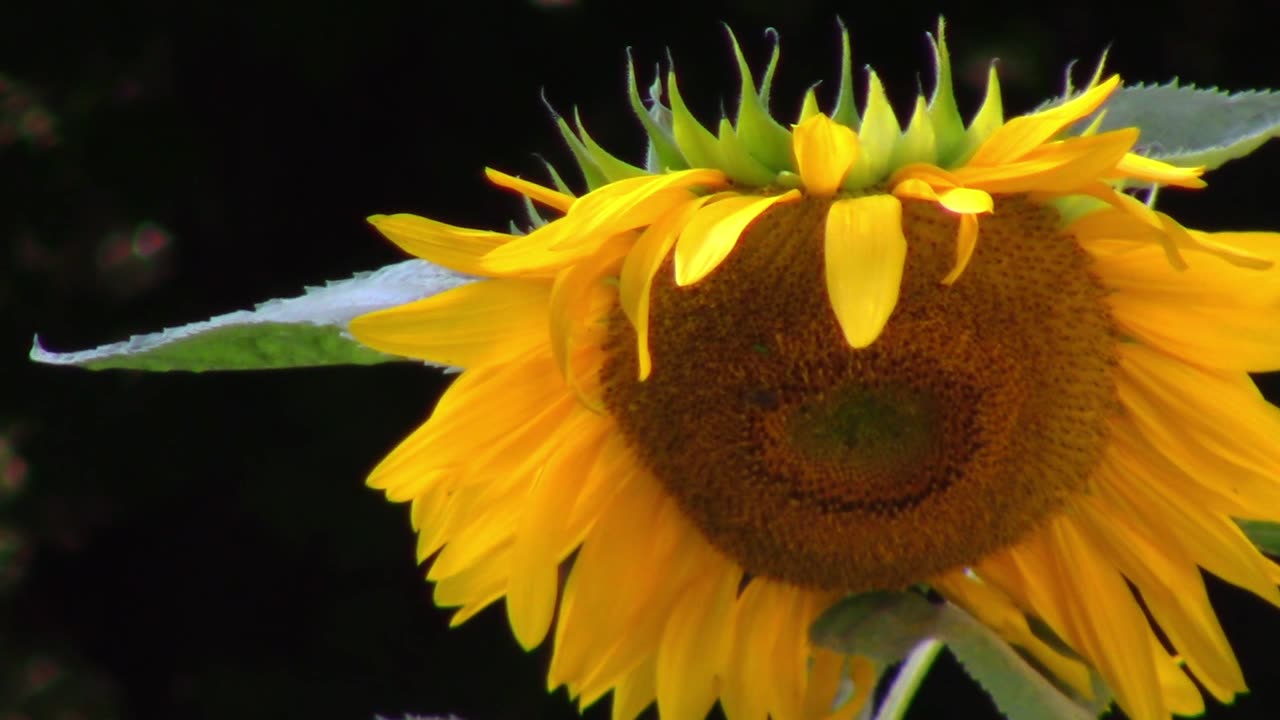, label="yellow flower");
[350,24,1280,720]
